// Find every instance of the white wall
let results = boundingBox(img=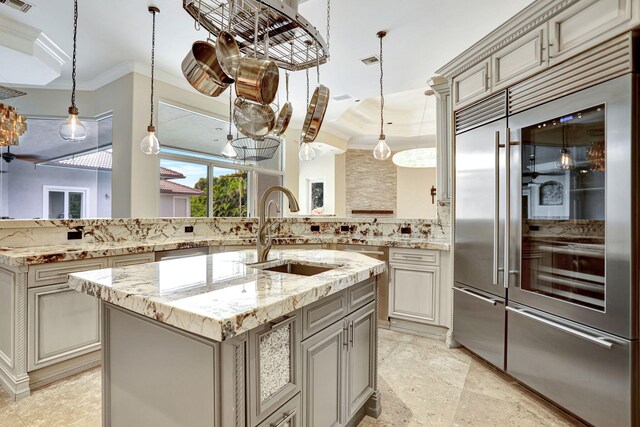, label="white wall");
[298,153,336,215]
[0,170,8,218]
[397,166,437,218]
